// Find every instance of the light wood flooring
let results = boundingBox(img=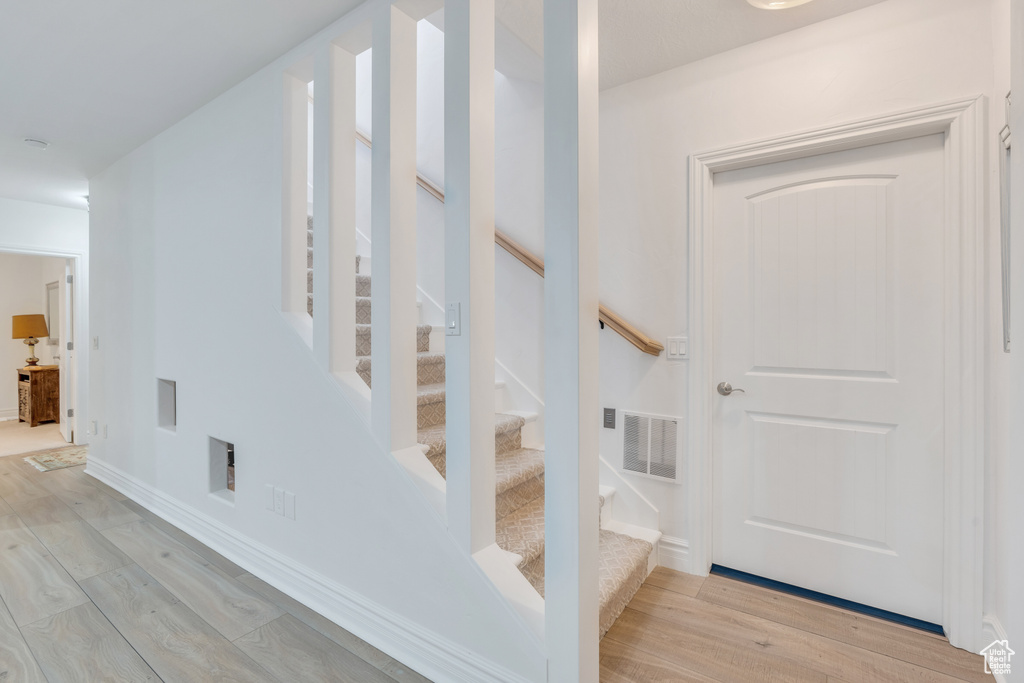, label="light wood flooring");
[0,452,430,683]
[601,567,992,683]
[0,451,992,682]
